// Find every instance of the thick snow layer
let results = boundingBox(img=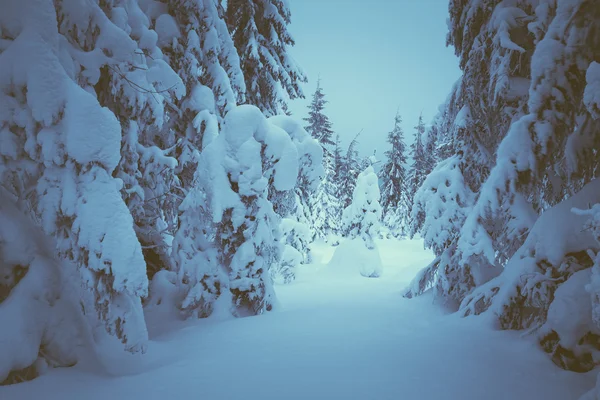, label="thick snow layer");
[154,14,180,47]
[327,238,383,278]
[1,239,594,399]
[585,62,600,119]
[516,178,600,267]
[545,269,596,349]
